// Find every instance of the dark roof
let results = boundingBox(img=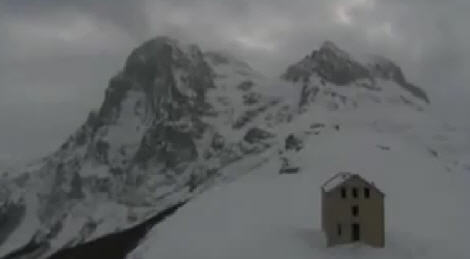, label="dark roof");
[321,172,385,196]
[322,172,354,191]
